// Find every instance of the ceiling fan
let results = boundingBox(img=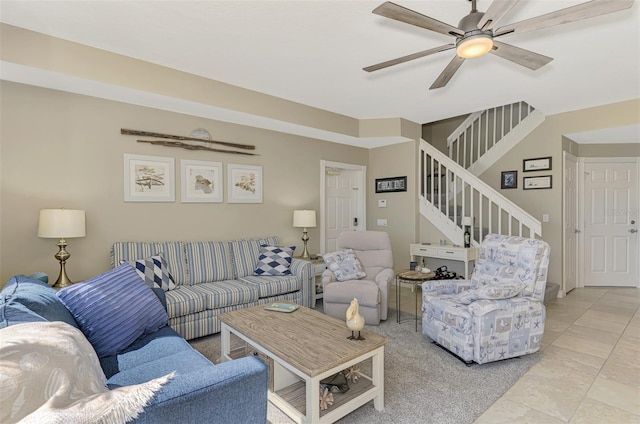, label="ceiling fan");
[364,0,634,89]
